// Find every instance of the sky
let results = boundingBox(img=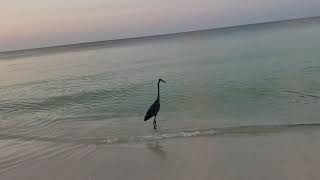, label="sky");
[1,0,320,51]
